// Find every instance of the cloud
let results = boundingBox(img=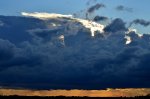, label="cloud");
[130,19,150,27]
[93,16,108,22]
[22,12,105,37]
[0,39,15,60]
[0,14,150,90]
[116,5,133,12]
[22,12,73,19]
[87,3,105,13]
[76,18,104,36]
[0,39,17,71]
[0,20,4,26]
[104,18,128,33]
